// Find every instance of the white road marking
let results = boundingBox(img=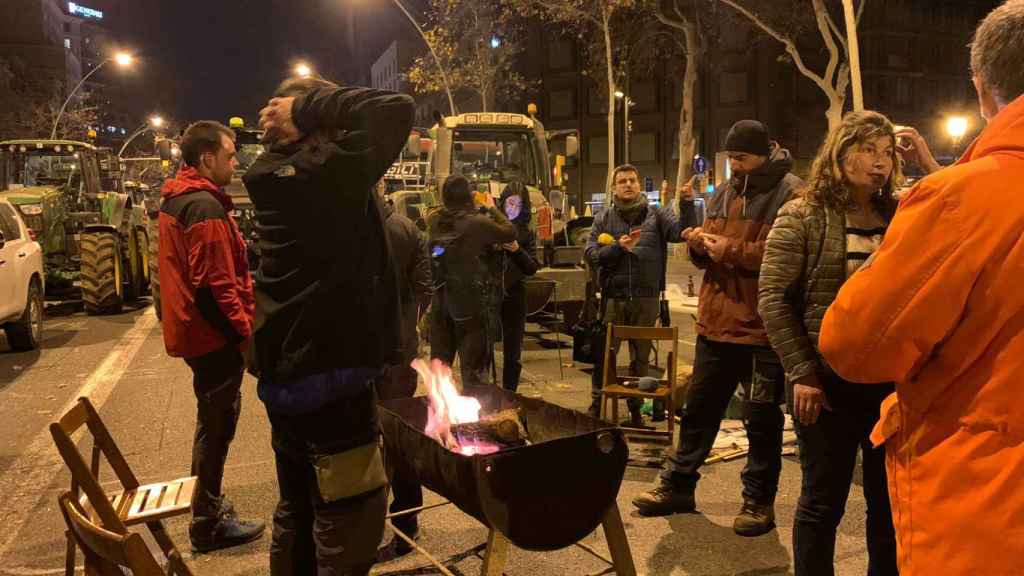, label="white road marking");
[0,310,158,564]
